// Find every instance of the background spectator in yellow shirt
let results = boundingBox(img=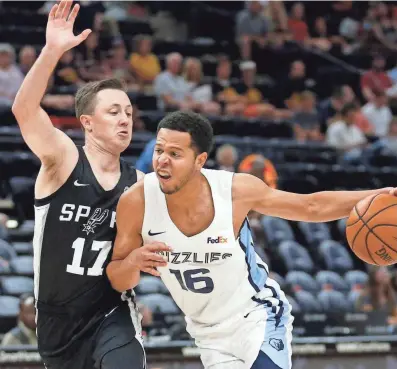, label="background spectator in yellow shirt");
[130,35,160,87]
